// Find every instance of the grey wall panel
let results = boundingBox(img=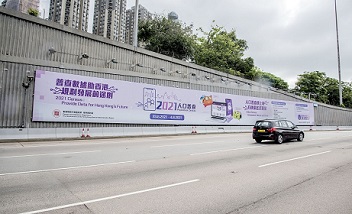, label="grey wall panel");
[0,63,26,127]
[1,8,352,128]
